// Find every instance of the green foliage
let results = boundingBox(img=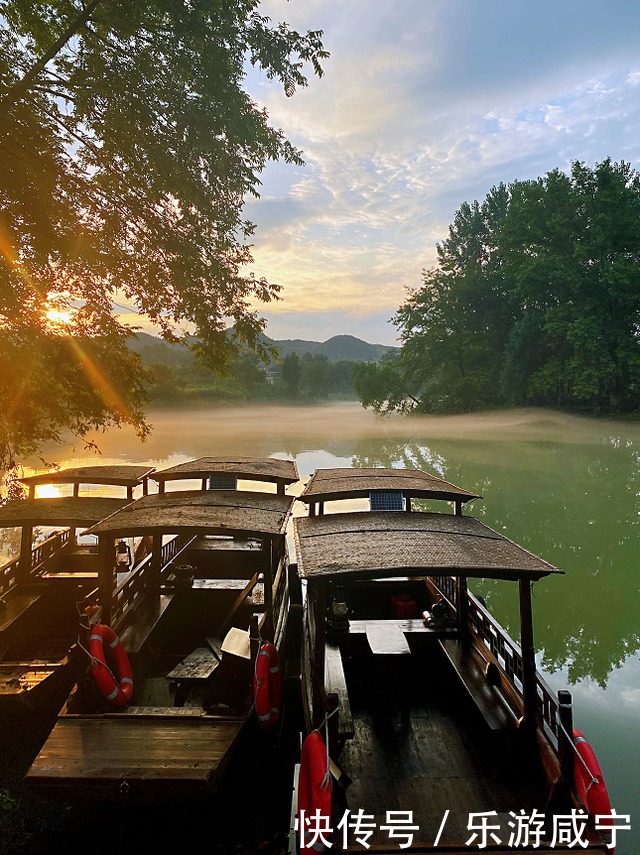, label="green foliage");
[0,1,327,467]
[359,159,640,415]
[281,352,301,398]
